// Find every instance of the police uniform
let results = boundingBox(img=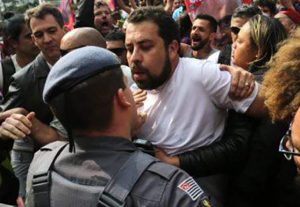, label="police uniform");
[25,46,211,207]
